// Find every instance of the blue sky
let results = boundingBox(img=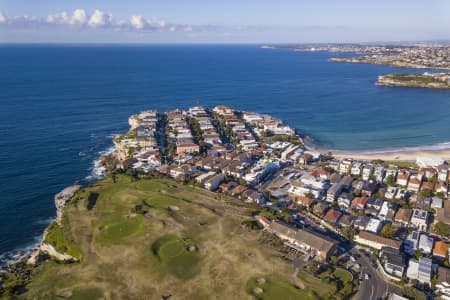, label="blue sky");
[1,0,449,43]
